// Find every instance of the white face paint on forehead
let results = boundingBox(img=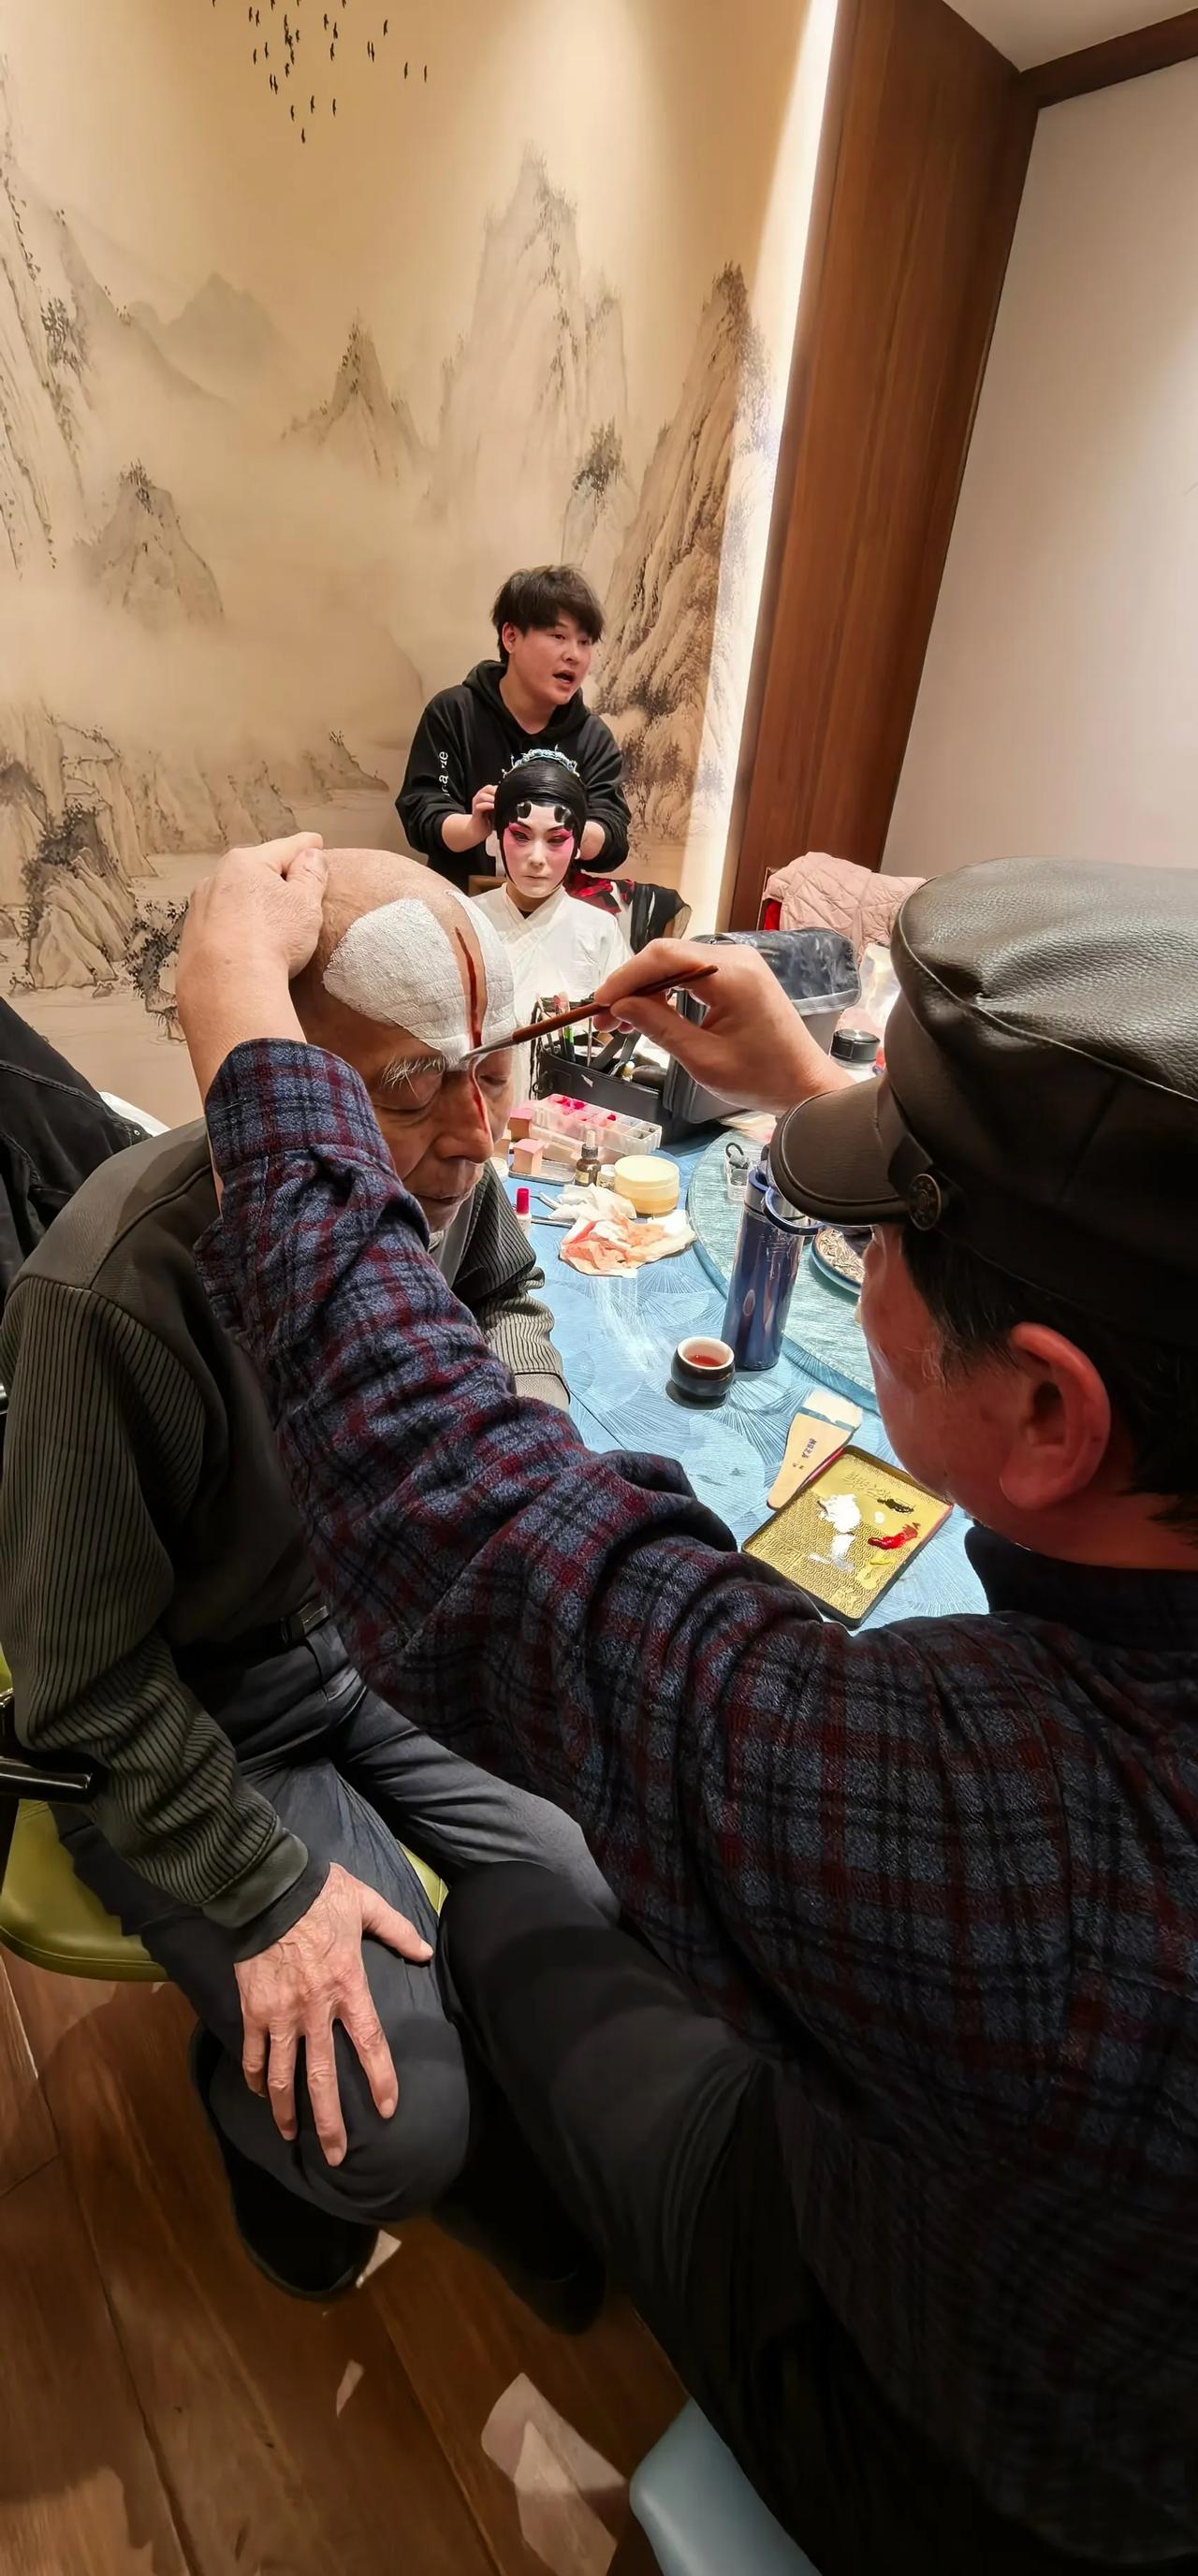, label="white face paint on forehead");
[322,884,515,1065]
